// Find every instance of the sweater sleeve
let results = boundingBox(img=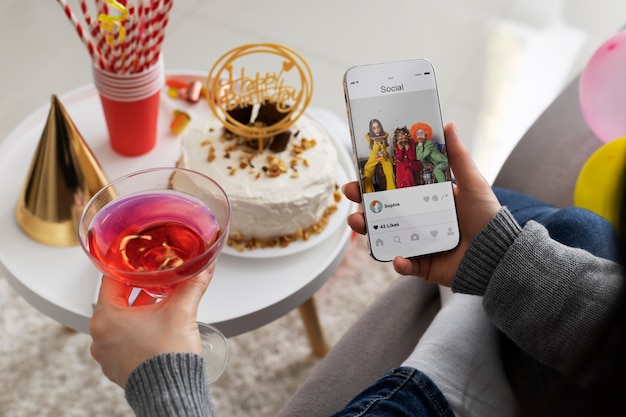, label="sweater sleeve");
[452,207,623,382]
[125,353,215,417]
